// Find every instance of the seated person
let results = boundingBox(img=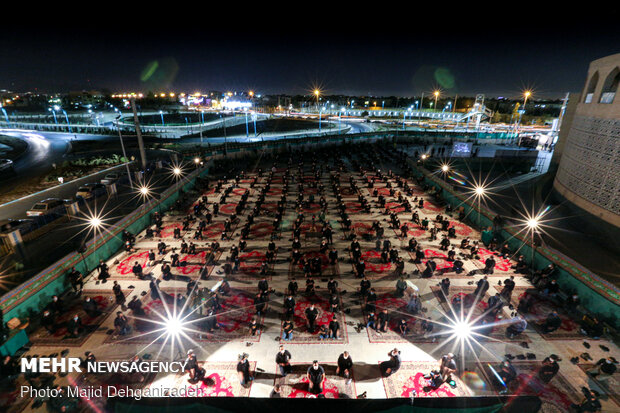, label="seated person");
[540,311,562,333]
[580,315,604,339]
